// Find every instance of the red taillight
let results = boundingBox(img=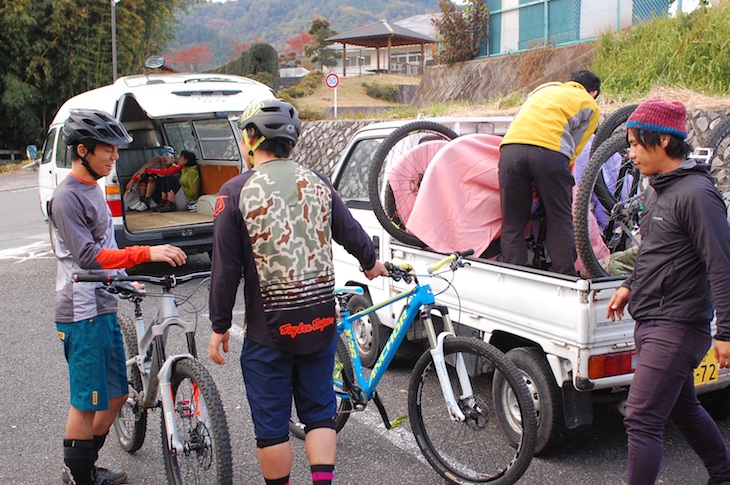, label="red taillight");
[588,351,637,379]
[107,199,123,217]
